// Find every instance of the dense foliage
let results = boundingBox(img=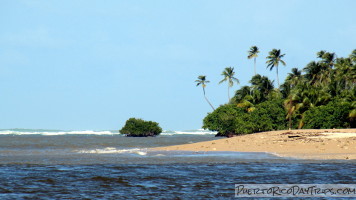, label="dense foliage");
[202,104,249,136]
[200,48,355,136]
[203,100,286,136]
[119,118,162,137]
[250,100,287,132]
[303,101,354,129]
